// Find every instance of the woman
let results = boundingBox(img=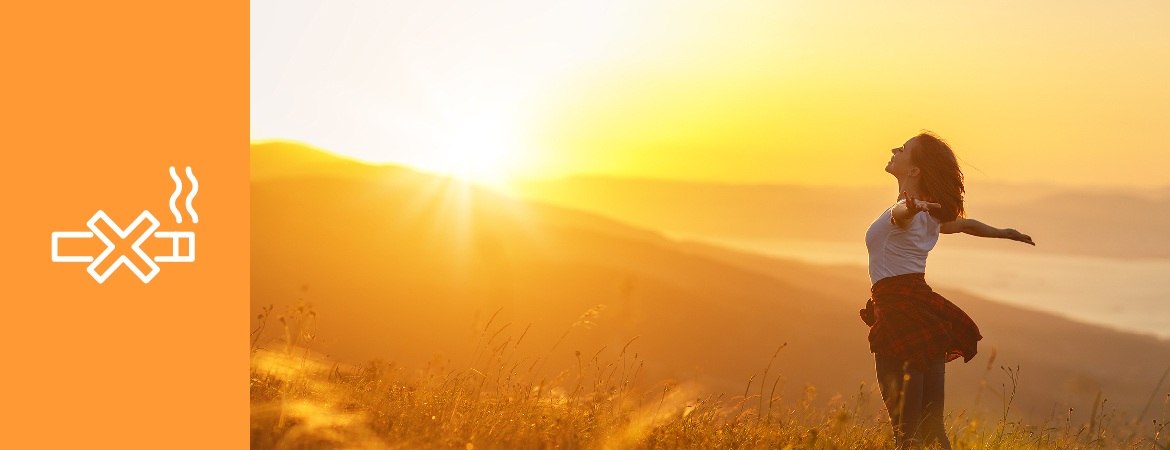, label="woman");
[859,131,1034,449]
